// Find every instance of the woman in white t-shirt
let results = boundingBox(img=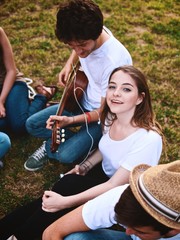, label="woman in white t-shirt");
[0,65,164,240]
